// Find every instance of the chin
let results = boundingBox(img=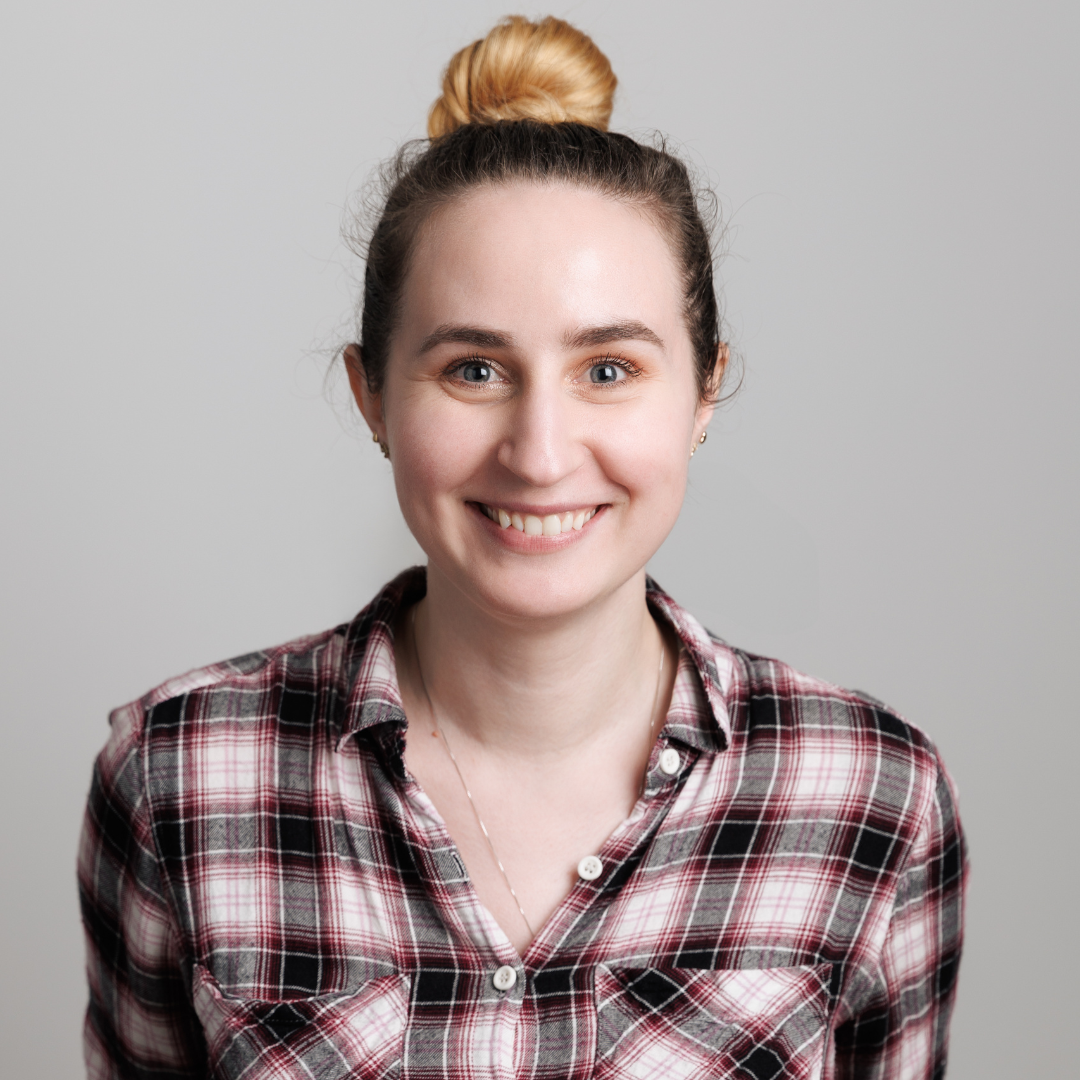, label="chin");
[457,563,631,624]
[428,537,664,626]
